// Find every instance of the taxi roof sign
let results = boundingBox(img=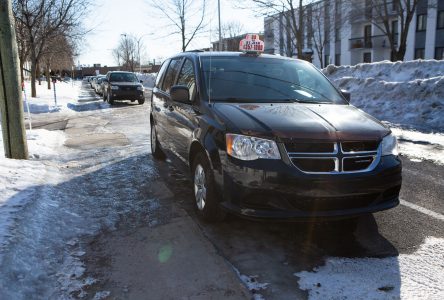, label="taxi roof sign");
[239,34,264,53]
